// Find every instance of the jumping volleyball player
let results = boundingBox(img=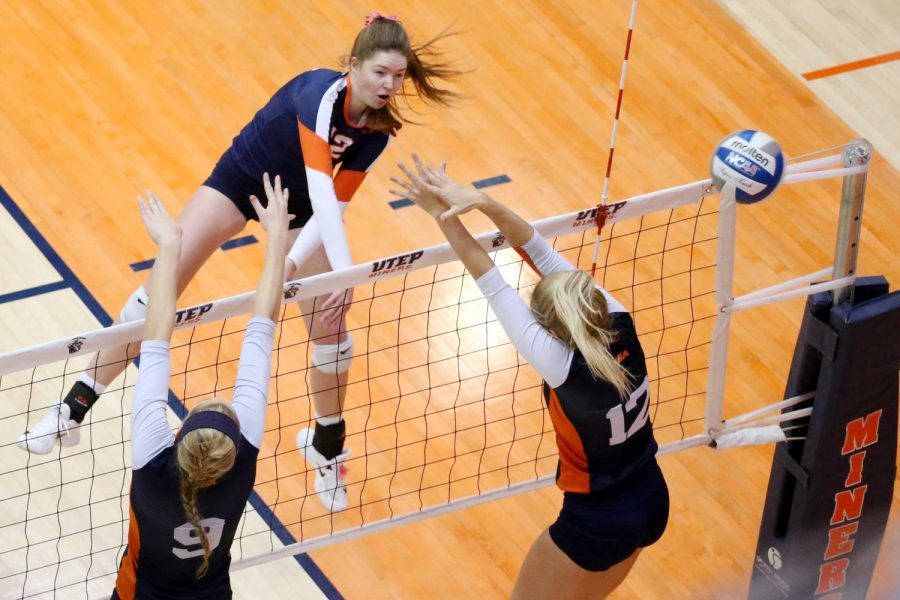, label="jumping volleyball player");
[392,157,669,599]
[113,174,288,599]
[19,14,462,512]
